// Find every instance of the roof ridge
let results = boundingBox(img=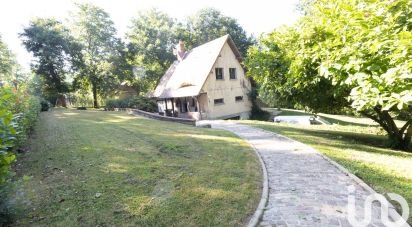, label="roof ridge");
[154,34,237,98]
